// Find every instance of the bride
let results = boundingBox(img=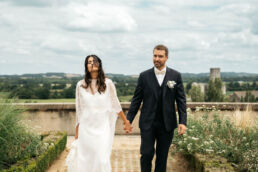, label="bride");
[66,54,132,172]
